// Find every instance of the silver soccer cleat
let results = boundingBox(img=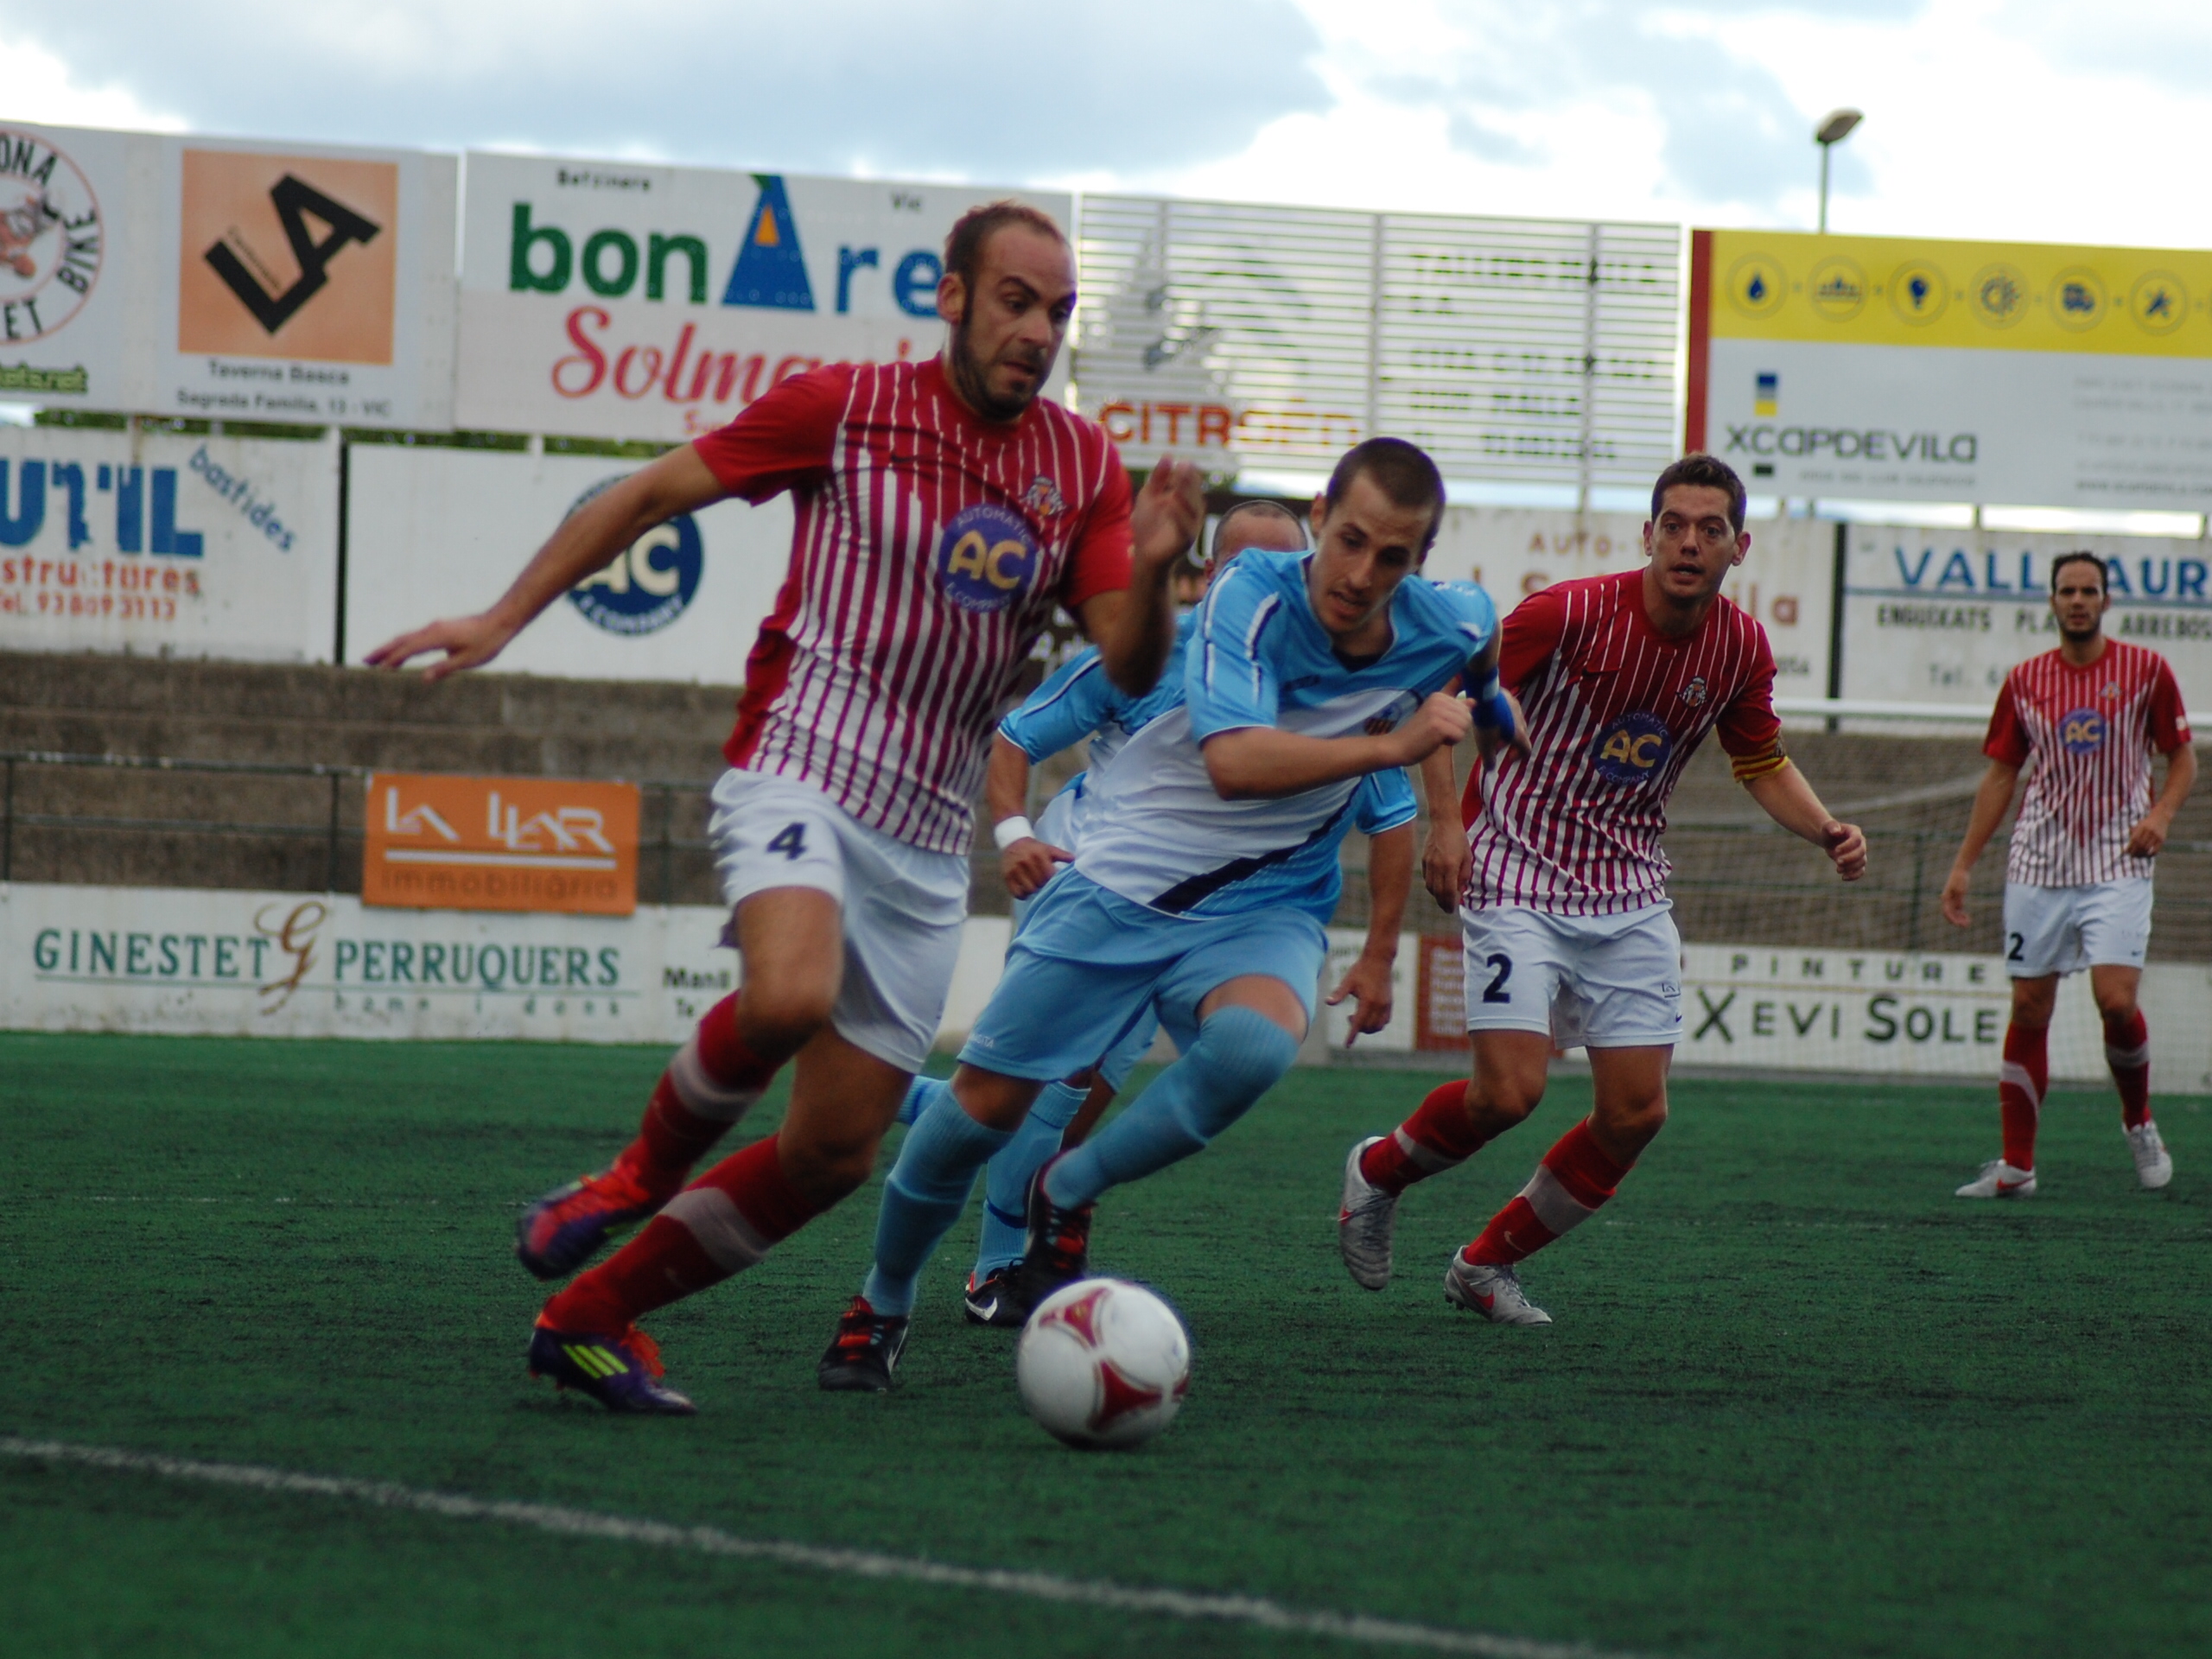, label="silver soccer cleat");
[1955,1159,2037,1199]
[1338,1136,1399,1291]
[1443,1255,1552,1325]
[2126,1122,2173,1191]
